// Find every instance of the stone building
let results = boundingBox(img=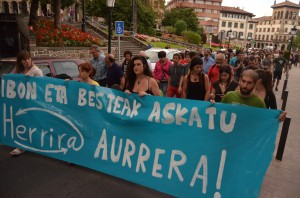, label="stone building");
[219,6,257,48]
[254,0,300,50]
